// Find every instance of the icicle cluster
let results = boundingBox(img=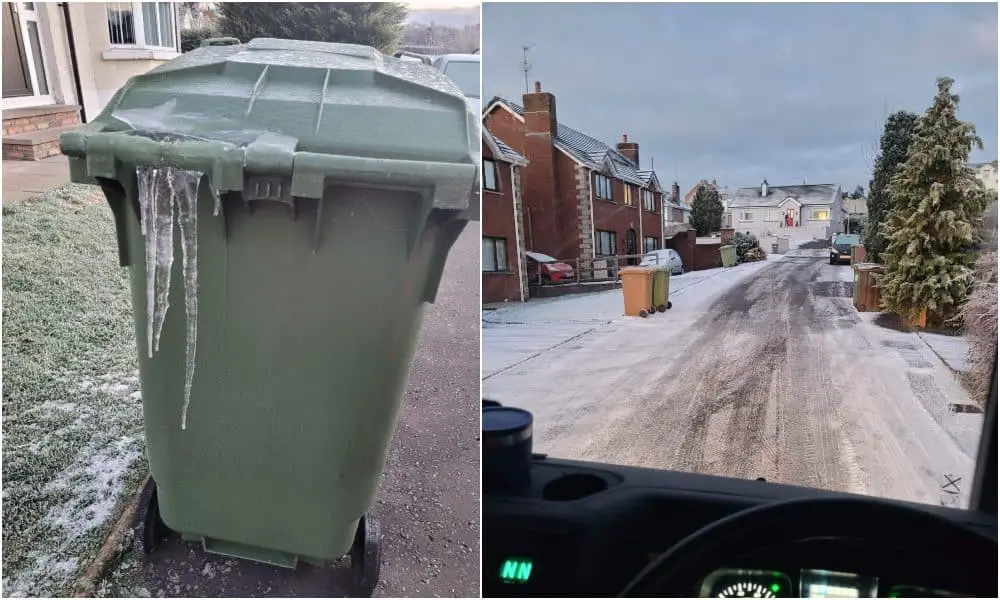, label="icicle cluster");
[136,167,202,430]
